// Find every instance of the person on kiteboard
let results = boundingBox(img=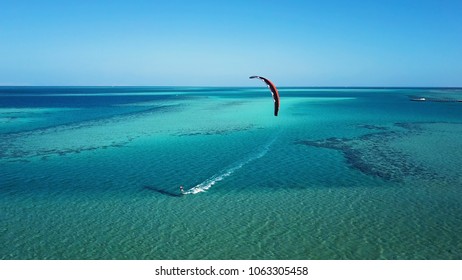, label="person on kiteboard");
[180,185,185,195]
